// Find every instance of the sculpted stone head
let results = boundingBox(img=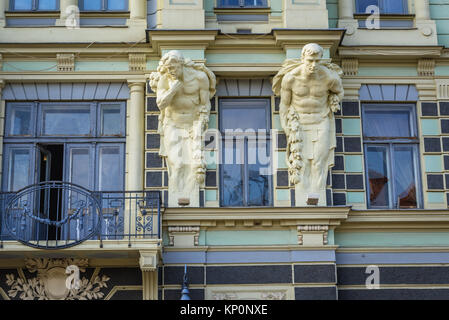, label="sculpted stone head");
[301,43,323,76]
[159,50,184,80]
